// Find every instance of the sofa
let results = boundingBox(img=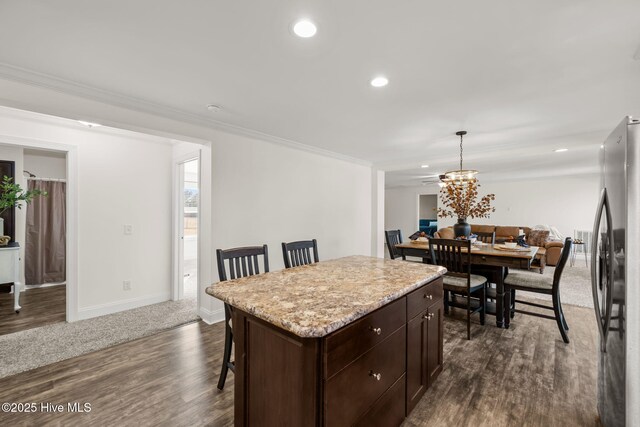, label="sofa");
[434,224,564,273]
[419,219,438,237]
